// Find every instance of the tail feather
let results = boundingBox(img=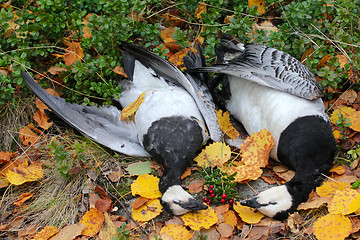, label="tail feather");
[21,71,150,157]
